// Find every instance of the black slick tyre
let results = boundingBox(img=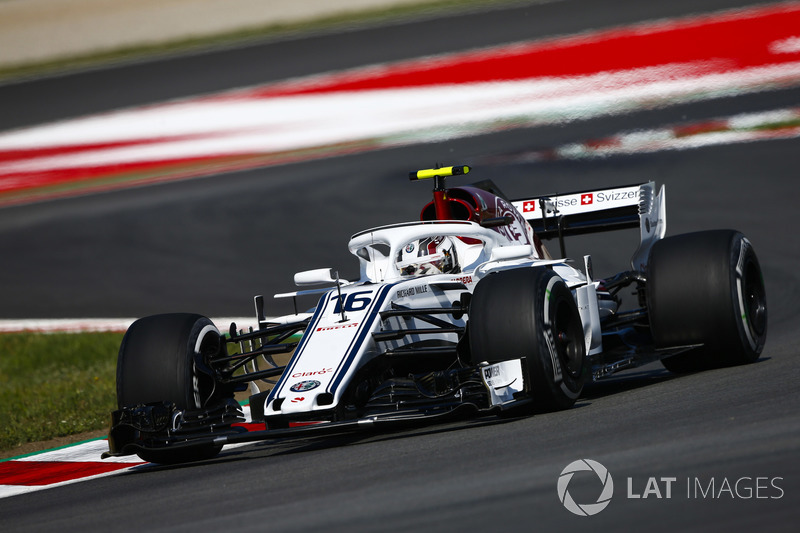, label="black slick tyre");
[647,230,767,373]
[117,313,229,463]
[468,267,586,411]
